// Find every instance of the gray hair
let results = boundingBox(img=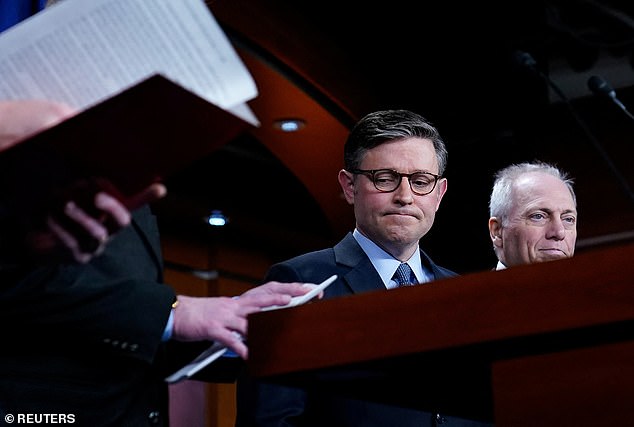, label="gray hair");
[489,161,576,223]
